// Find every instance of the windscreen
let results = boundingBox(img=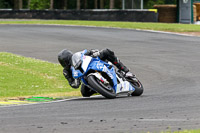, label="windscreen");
[71,51,82,69]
